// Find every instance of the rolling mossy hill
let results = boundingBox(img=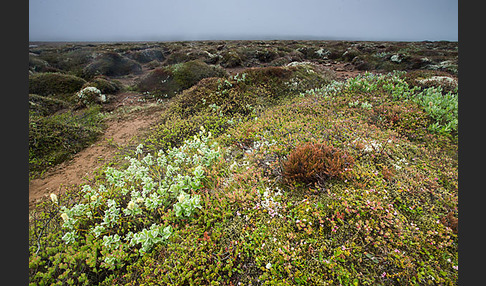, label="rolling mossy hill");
[28,72,87,98]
